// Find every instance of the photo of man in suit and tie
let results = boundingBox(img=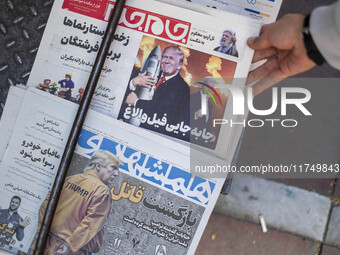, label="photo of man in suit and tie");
[119,36,237,145]
[122,45,190,138]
